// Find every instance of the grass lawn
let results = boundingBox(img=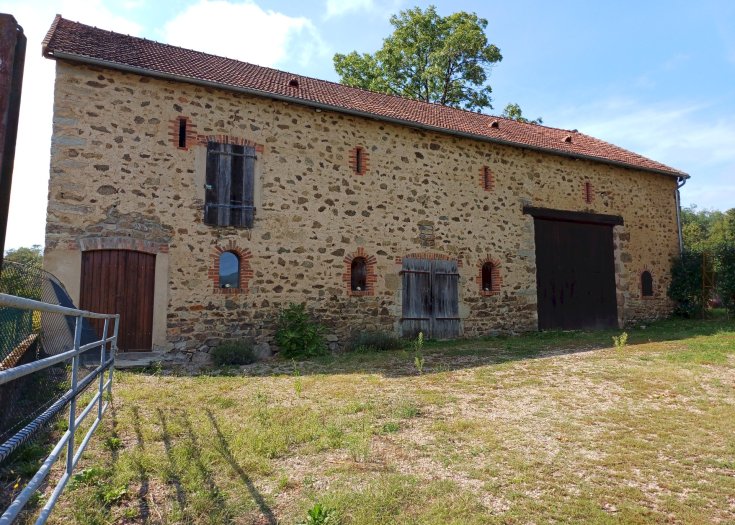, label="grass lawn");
[15,316,735,524]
